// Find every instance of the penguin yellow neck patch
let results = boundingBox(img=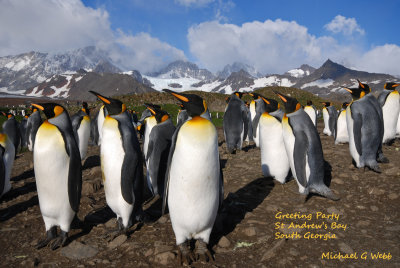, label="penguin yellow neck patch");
[0,133,7,144]
[161,115,169,122]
